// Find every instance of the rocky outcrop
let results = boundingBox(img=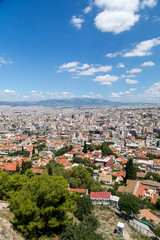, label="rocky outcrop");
[0,217,24,240]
